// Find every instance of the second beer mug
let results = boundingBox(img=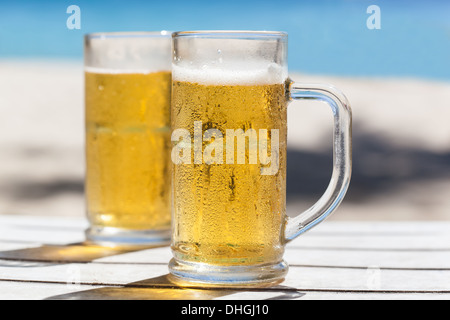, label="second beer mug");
[84,32,172,247]
[169,31,352,285]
